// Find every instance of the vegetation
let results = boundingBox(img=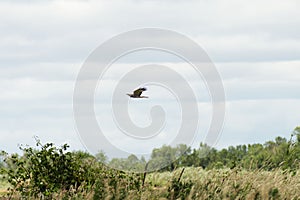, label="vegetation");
[145,167,300,199]
[104,126,300,172]
[0,127,299,199]
[0,139,142,199]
